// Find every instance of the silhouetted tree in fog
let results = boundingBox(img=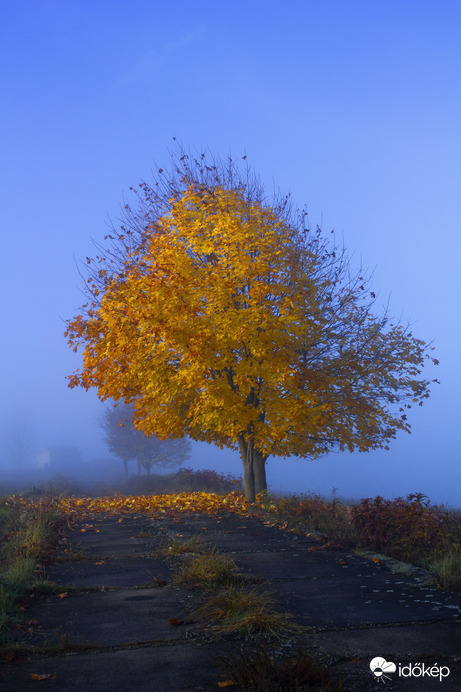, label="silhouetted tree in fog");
[101,402,190,476]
